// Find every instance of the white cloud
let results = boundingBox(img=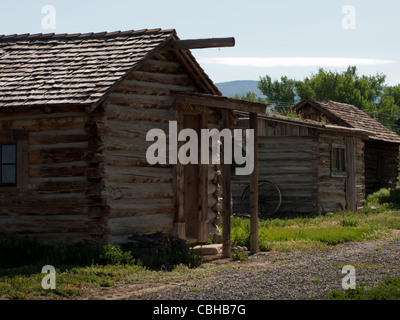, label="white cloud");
[198,57,395,68]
